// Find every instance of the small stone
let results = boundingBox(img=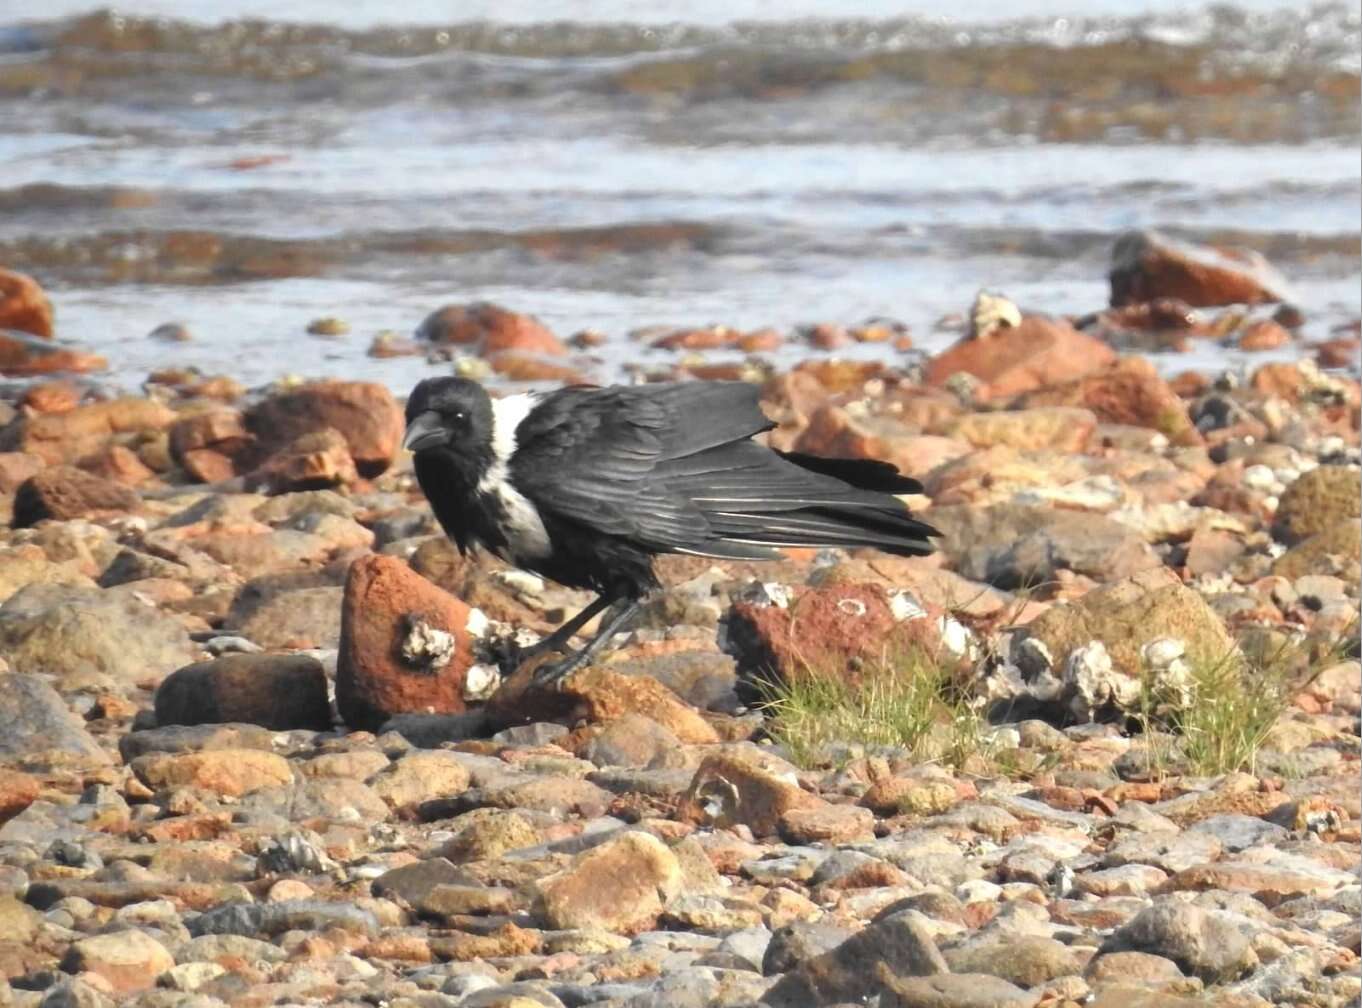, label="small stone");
[62,930,174,992]
[778,804,876,844]
[154,653,331,731]
[0,267,54,338]
[1099,898,1257,983]
[131,748,294,798]
[306,316,350,336]
[12,466,139,527]
[0,673,109,769]
[678,751,821,837]
[879,971,1037,1008]
[533,831,683,935]
[367,750,472,815]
